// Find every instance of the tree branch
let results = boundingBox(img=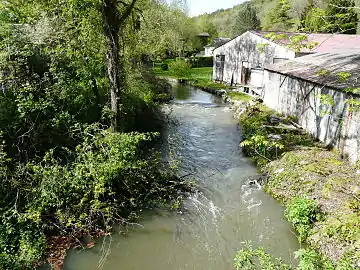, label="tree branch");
[118,0,138,23]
